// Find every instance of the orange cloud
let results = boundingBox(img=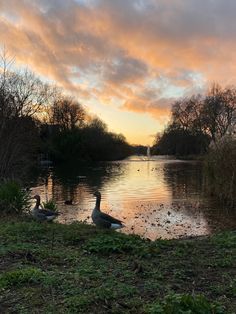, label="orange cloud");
[1,0,236,126]
[122,94,172,121]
